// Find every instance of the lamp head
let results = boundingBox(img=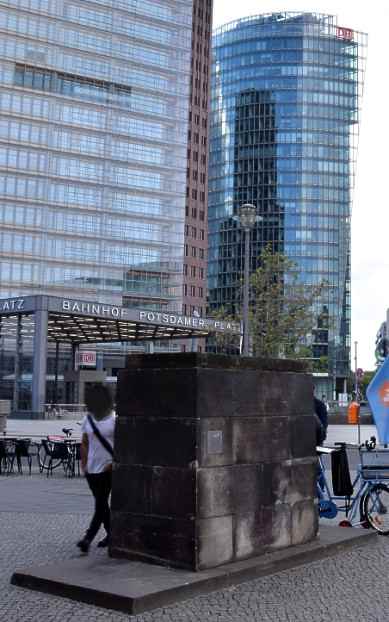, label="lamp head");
[237,203,257,229]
